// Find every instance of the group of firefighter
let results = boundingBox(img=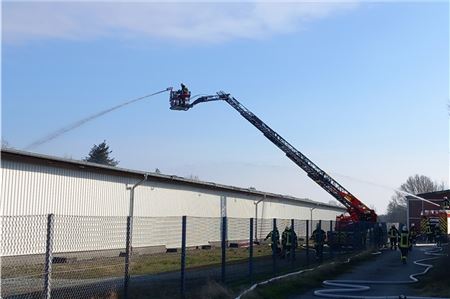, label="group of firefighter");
[388,219,444,263]
[172,83,191,106]
[264,225,298,260]
[264,223,326,262]
[262,219,445,265]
